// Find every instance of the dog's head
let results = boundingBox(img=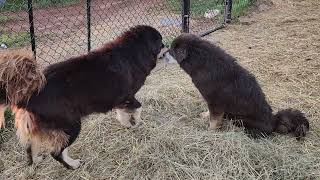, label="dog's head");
[169,33,199,64]
[130,25,165,60]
